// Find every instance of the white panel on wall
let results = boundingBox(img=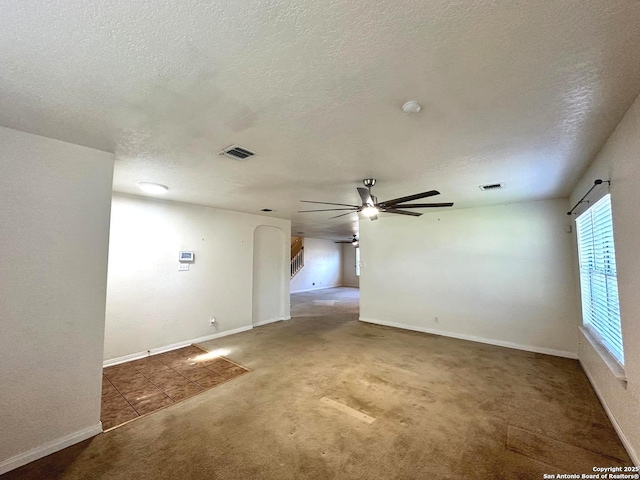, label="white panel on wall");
[359,198,579,357]
[290,237,342,293]
[104,194,290,361]
[0,127,114,474]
